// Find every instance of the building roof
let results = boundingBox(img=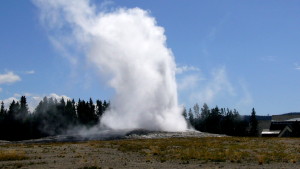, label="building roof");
[285,118,300,121]
[278,126,293,137]
[261,129,281,135]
